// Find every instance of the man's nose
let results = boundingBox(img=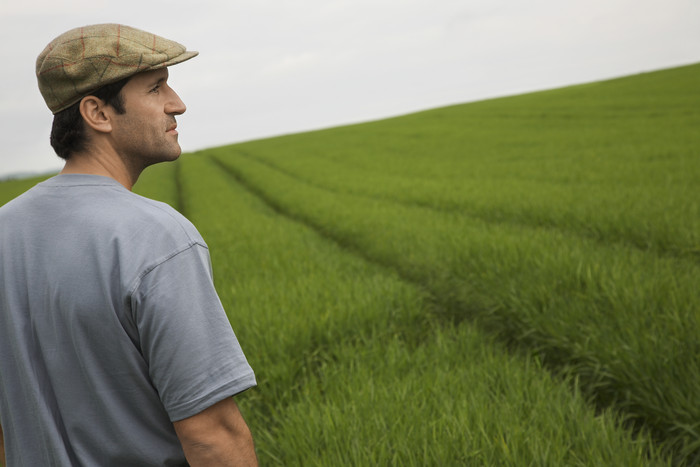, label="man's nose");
[165,88,187,115]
